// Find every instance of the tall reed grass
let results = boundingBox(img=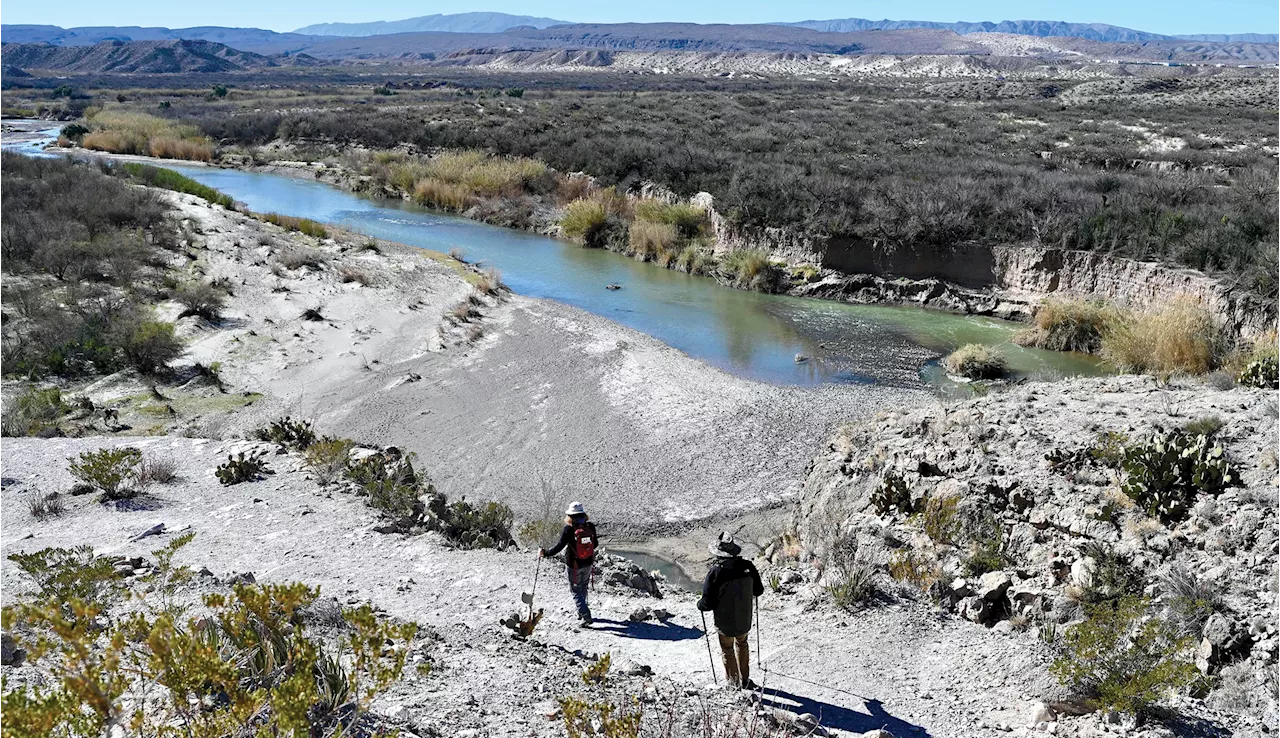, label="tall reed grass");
[1101,299,1223,375]
[80,111,214,162]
